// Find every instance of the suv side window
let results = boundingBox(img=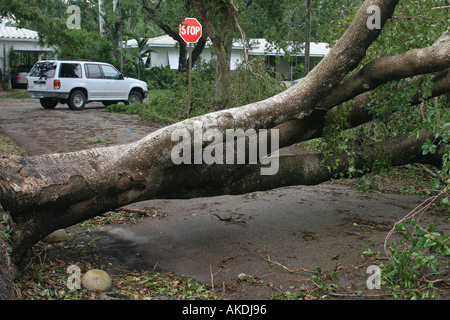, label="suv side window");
[101,65,121,79]
[85,64,103,79]
[59,63,82,78]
